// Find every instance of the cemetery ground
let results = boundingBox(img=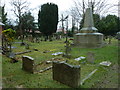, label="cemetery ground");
[2,38,118,88]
